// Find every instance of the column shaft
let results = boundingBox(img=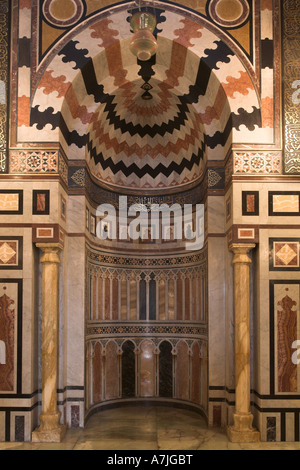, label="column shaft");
[227,244,260,443]
[32,244,67,443]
